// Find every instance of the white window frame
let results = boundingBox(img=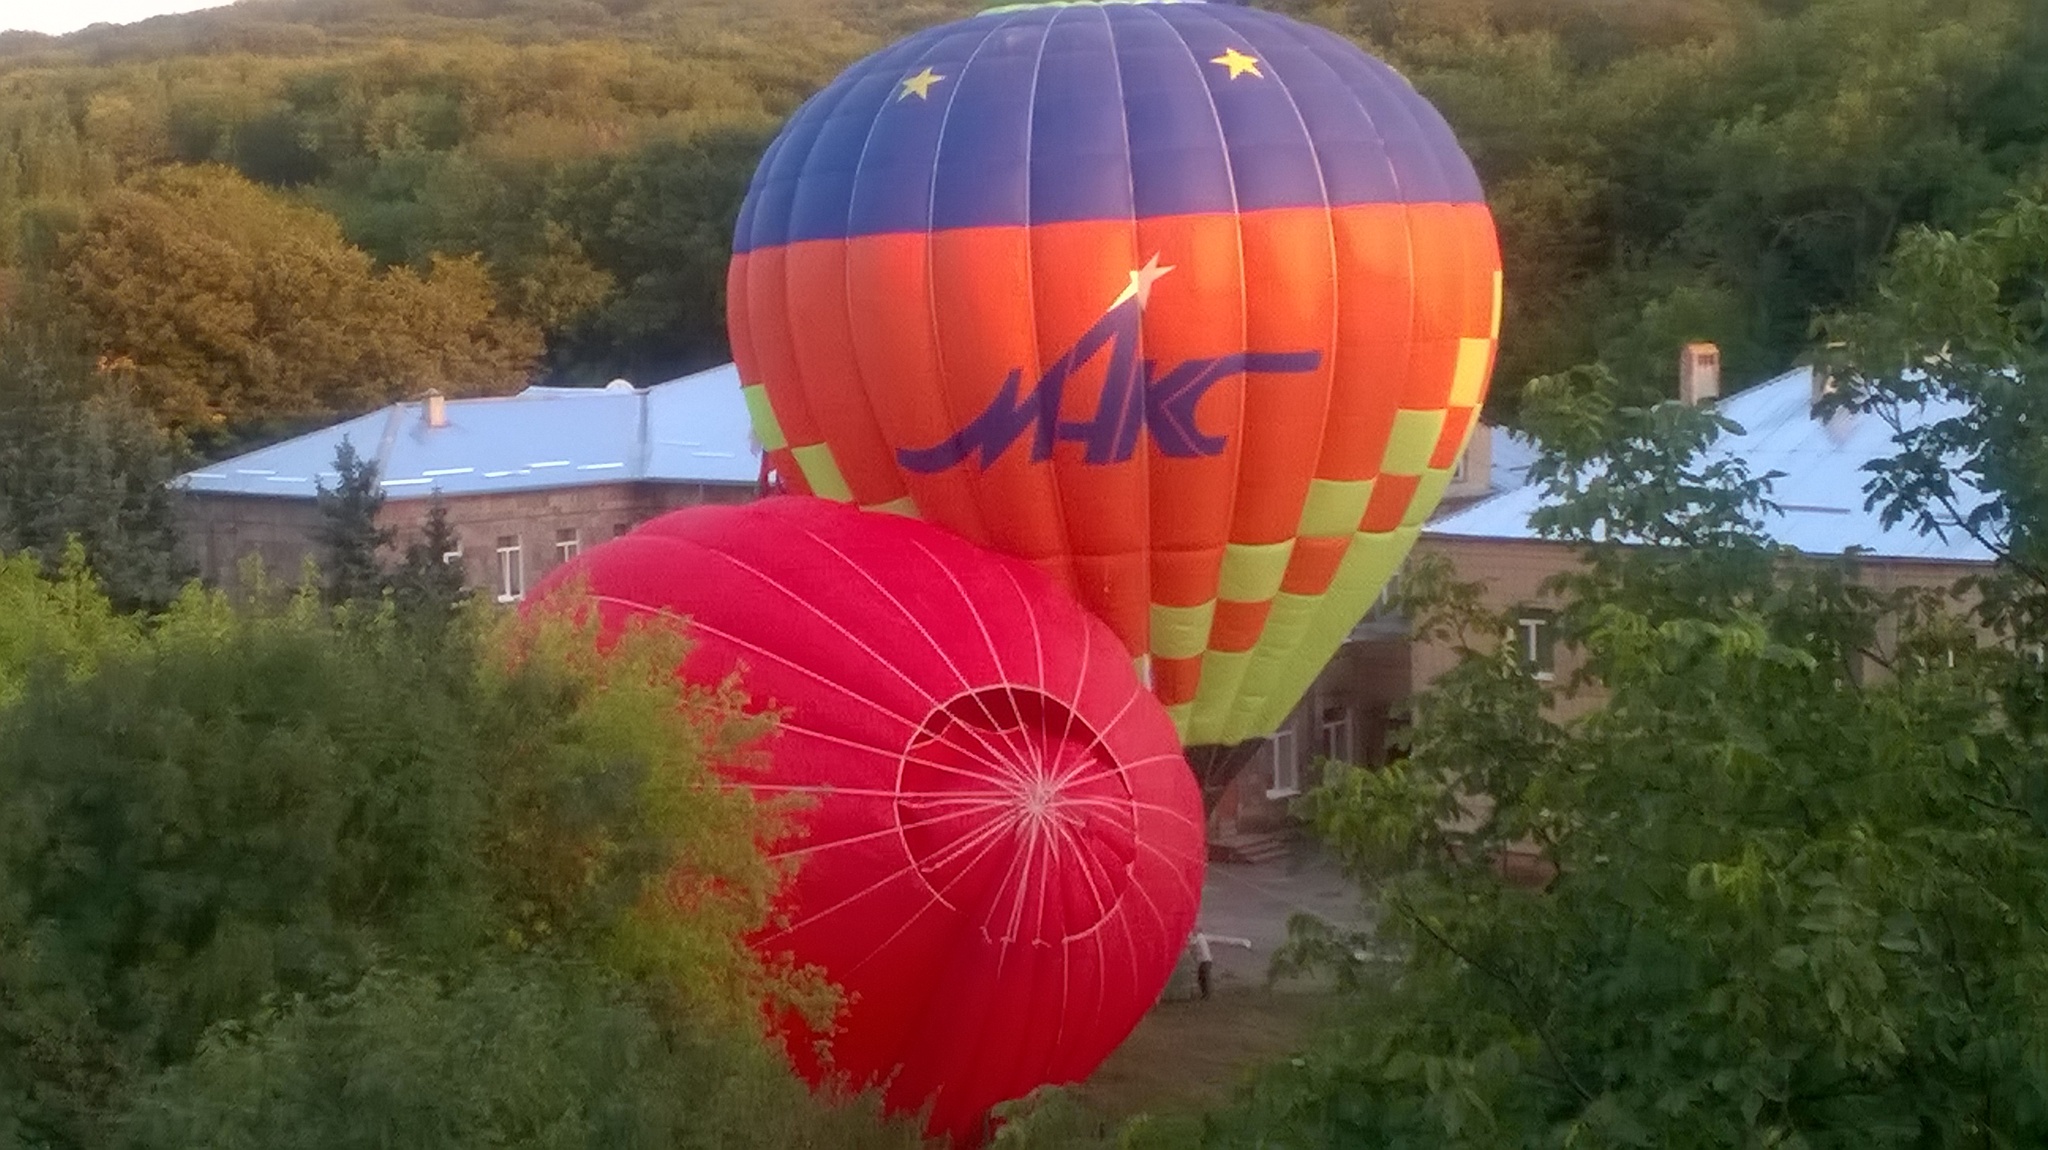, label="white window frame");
[554,527,580,565]
[1517,611,1555,681]
[1267,725,1301,799]
[1319,705,1356,766]
[495,535,524,603]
